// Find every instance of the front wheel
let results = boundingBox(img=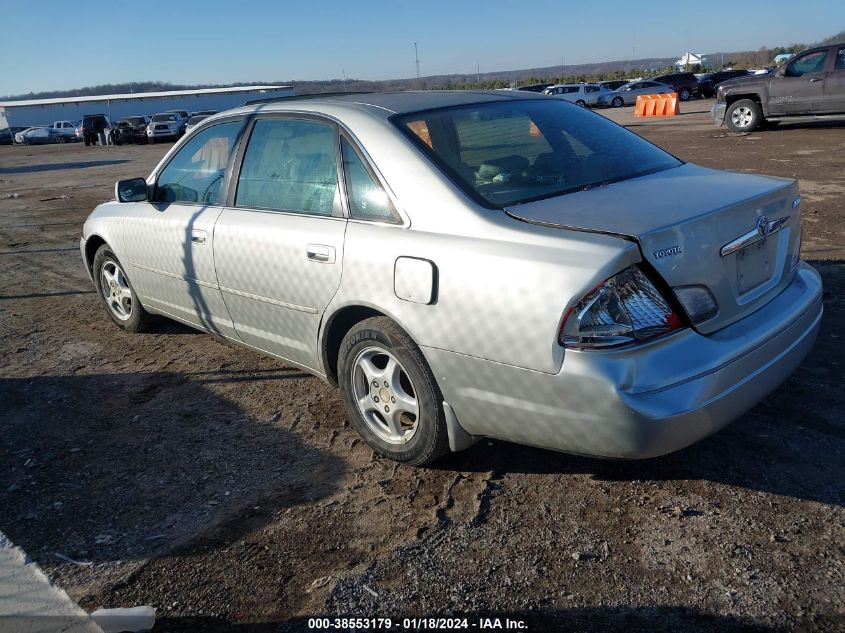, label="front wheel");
[92,244,151,332]
[338,317,450,466]
[679,87,691,101]
[726,99,763,132]
[612,96,624,108]
[575,99,587,107]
